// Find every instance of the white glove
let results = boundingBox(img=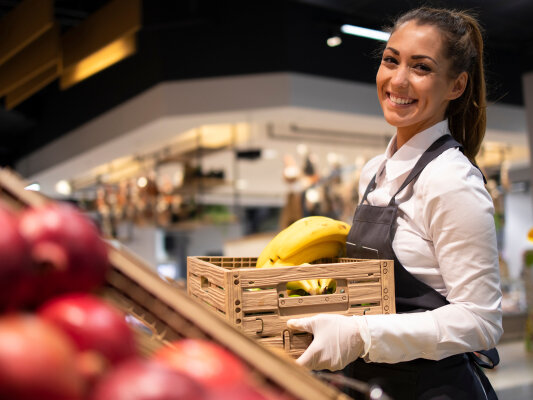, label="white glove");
[287,314,367,371]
